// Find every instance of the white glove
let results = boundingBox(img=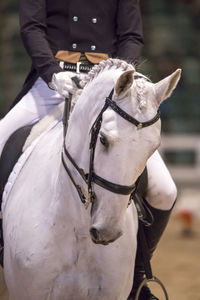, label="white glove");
[49,71,77,98]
